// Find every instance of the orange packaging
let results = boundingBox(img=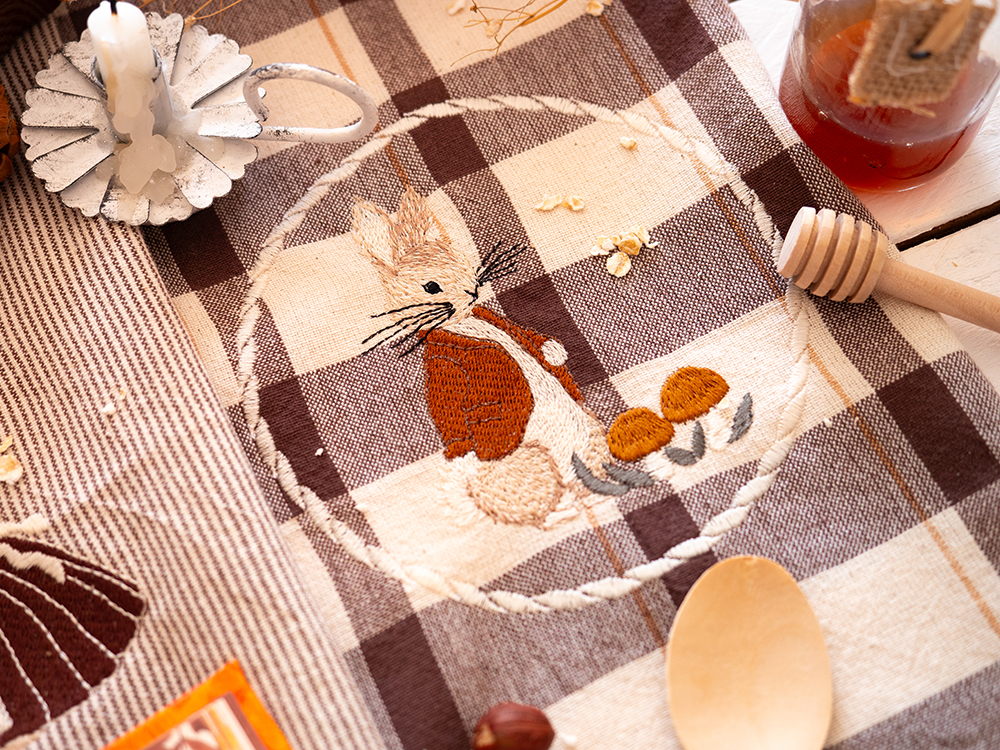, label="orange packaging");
[102,661,293,750]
